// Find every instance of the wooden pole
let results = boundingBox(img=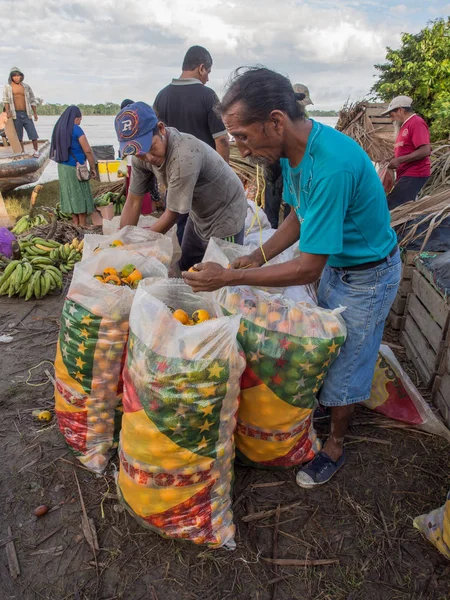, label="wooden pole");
[0,192,12,227]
